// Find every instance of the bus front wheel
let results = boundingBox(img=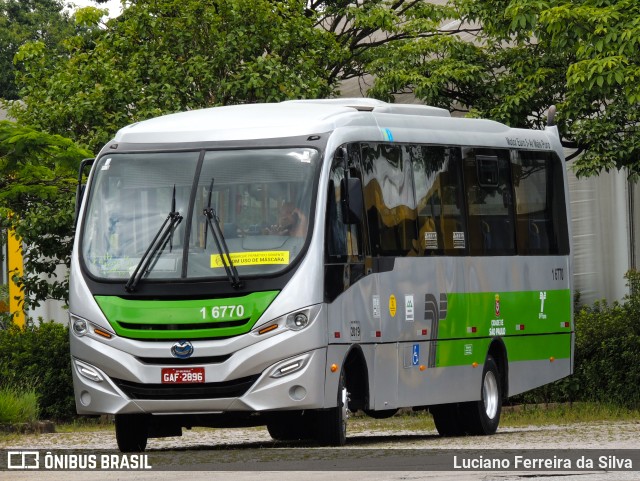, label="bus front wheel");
[266,411,313,441]
[315,367,348,446]
[115,414,149,452]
